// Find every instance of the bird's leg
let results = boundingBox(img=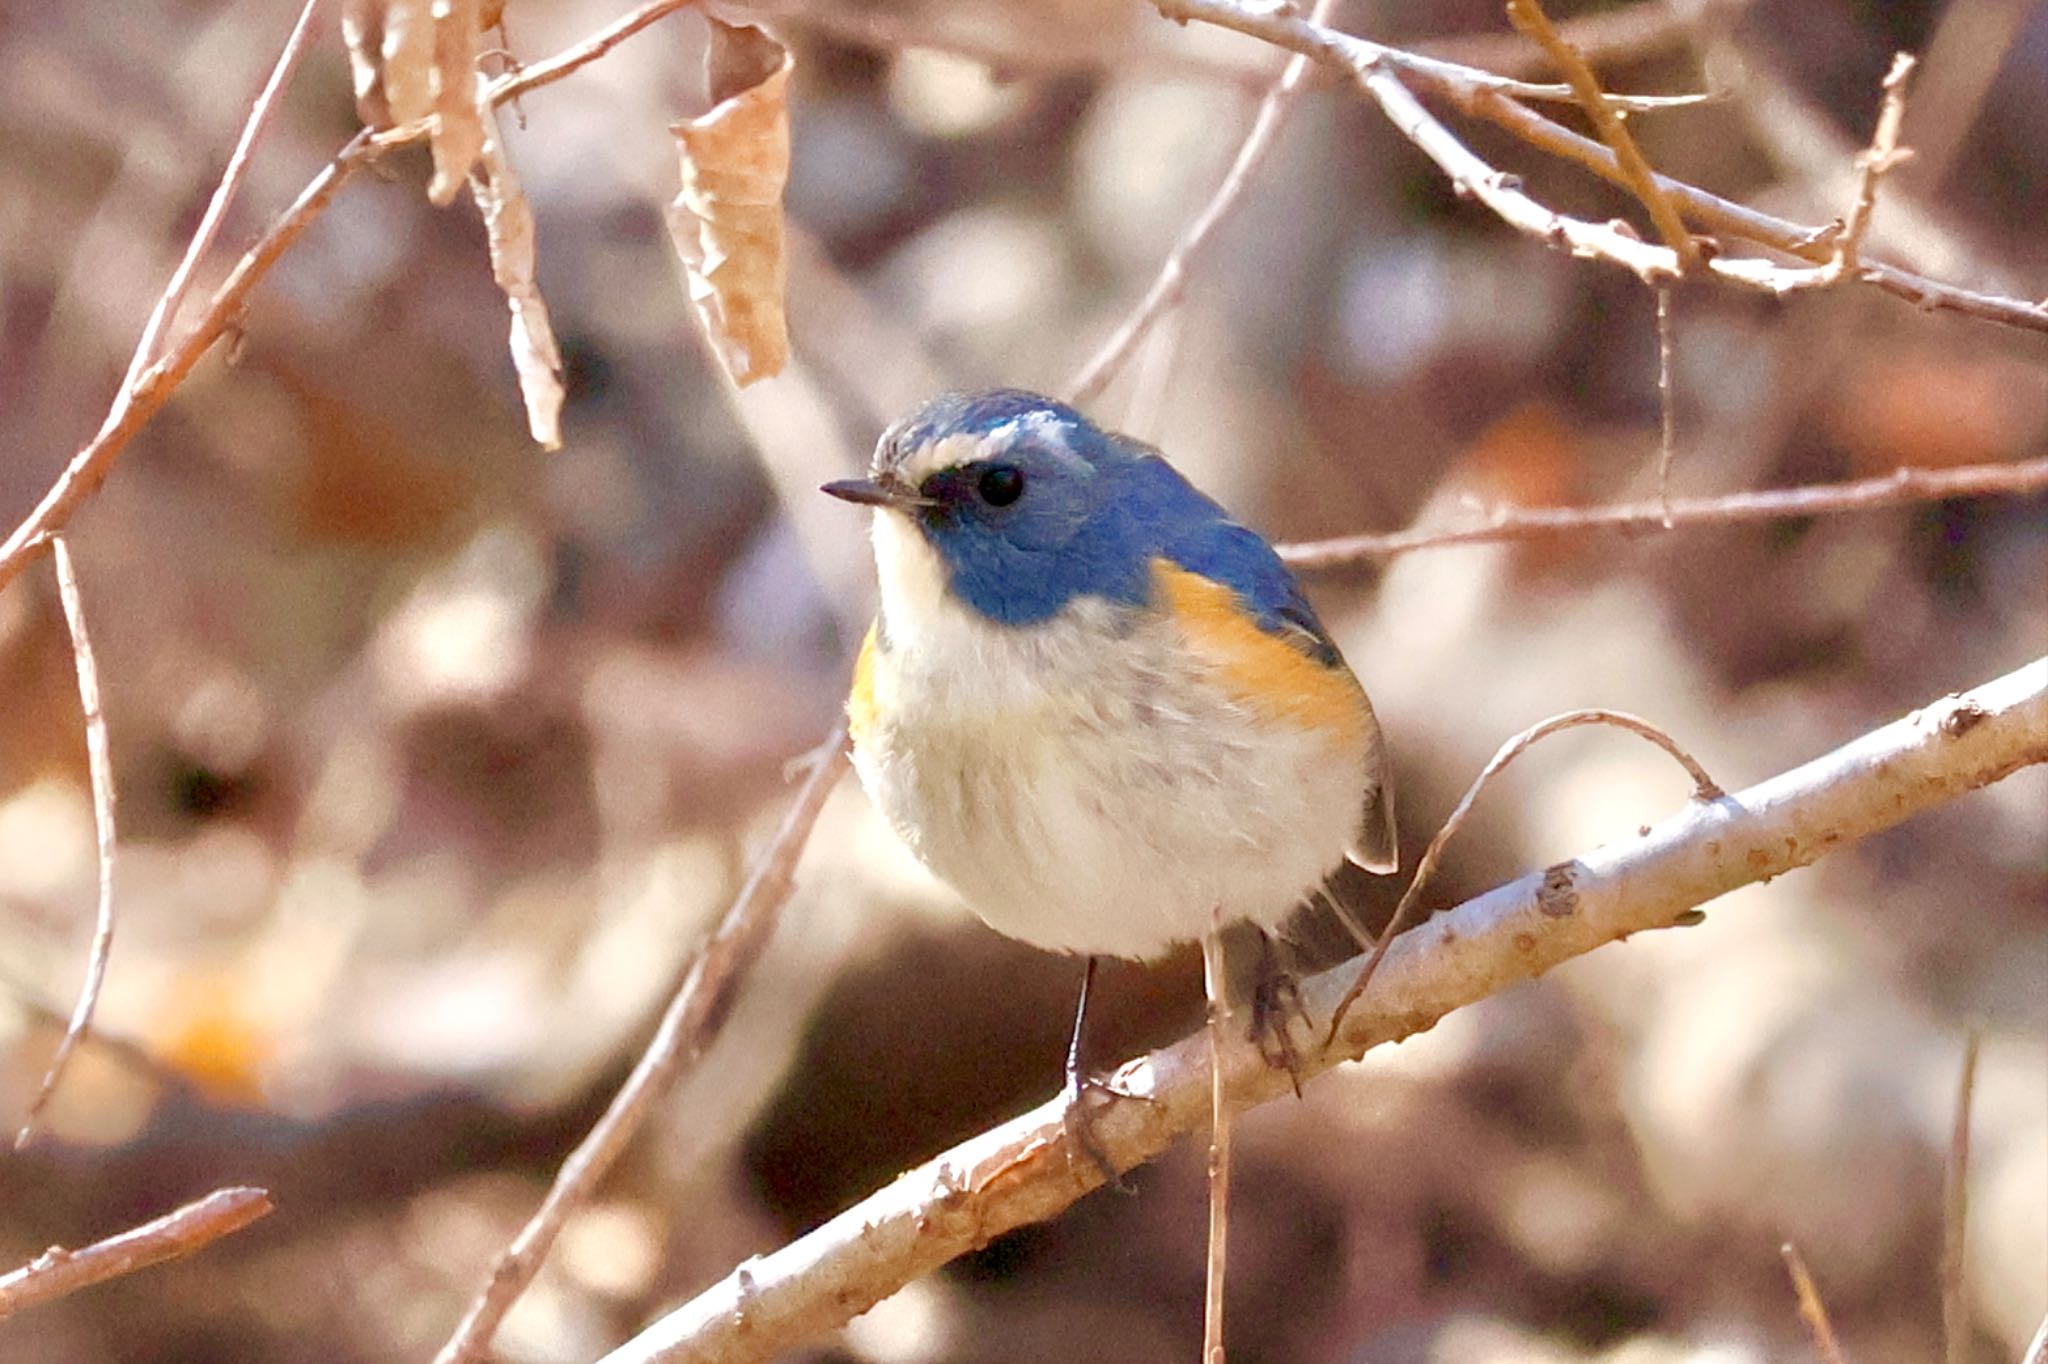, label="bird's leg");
[1249,927,1311,1098]
[1060,955,1153,1191]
